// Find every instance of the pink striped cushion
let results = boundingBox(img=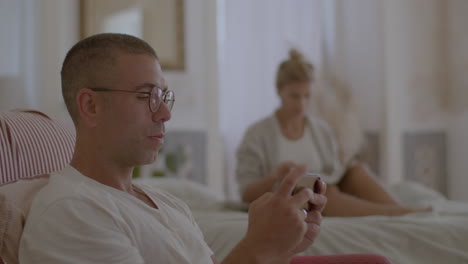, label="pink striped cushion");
[0,174,50,264]
[0,110,75,184]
